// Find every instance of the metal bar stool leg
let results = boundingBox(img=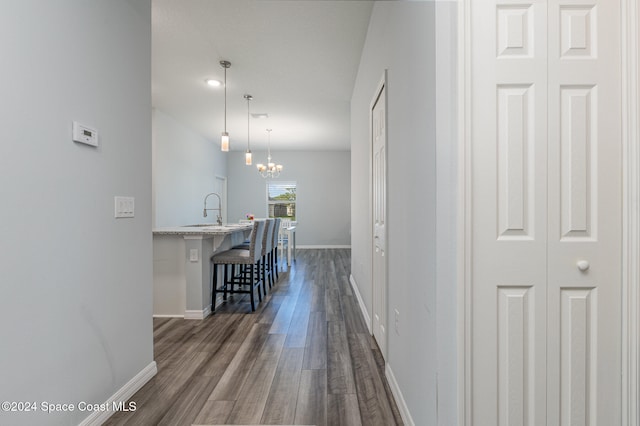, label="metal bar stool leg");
[211,263,218,313]
[257,262,263,302]
[249,264,256,311]
[262,257,268,295]
[223,264,229,300]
